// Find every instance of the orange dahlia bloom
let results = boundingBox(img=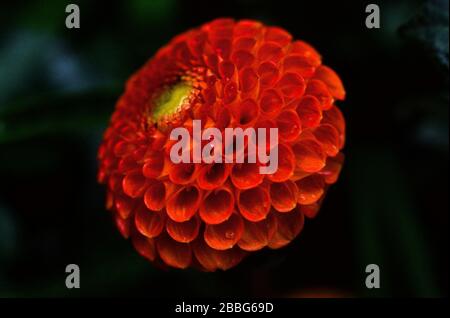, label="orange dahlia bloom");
[97,18,346,271]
